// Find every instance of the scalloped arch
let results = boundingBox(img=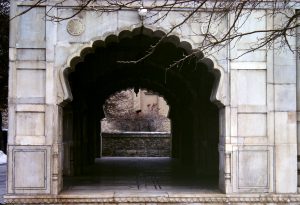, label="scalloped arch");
[58,26,227,107]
